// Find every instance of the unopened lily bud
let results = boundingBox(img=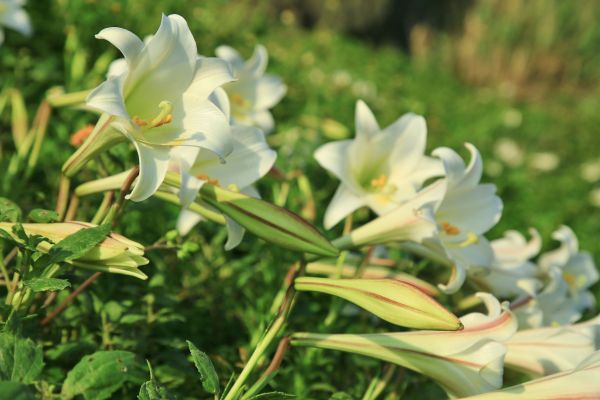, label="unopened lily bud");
[0,222,148,279]
[292,293,517,398]
[295,277,460,330]
[460,351,600,400]
[199,184,338,257]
